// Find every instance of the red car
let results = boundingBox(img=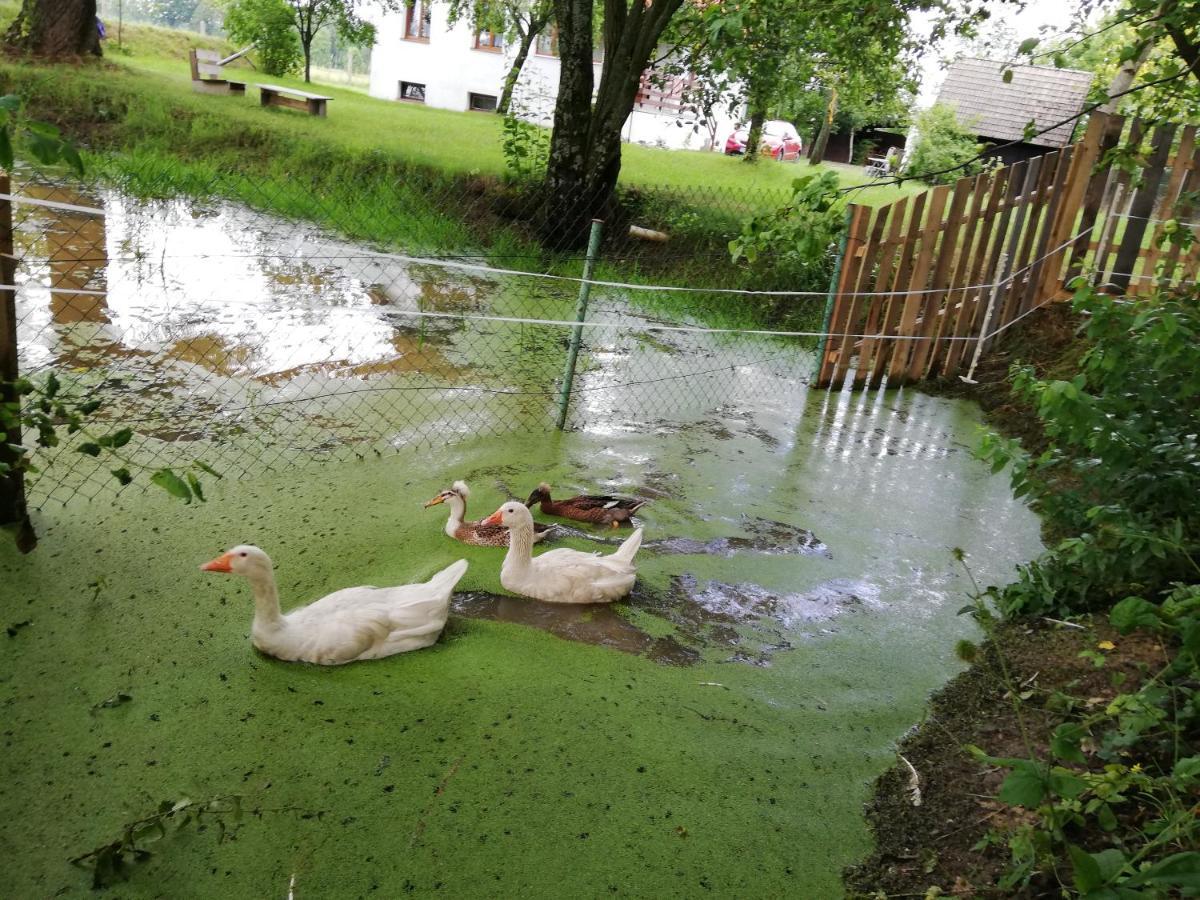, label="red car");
[724,120,804,160]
